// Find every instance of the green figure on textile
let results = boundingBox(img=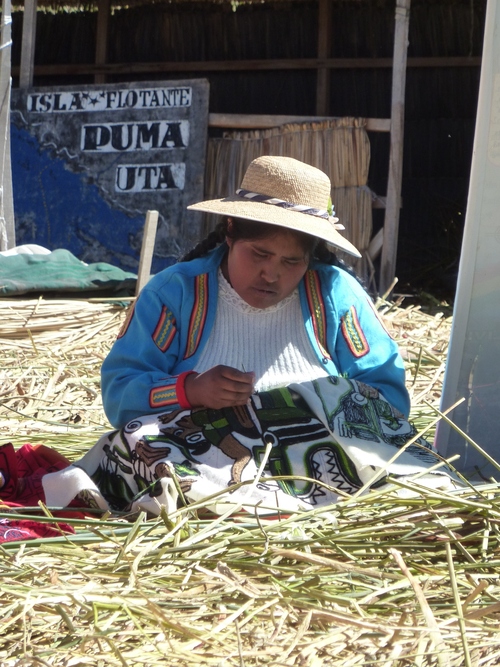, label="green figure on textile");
[90,433,137,510]
[91,429,199,510]
[251,388,363,499]
[315,376,415,446]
